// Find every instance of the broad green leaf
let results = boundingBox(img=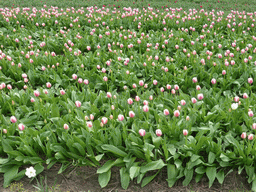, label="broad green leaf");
[98,169,111,188]
[206,167,216,188]
[129,166,140,180]
[141,170,159,187]
[120,167,130,189]
[34,164,44,176]
[216,169,225,184]
[140,159,166,173]
[195,166,206,174]
[97,158,123,174]
[3,165,20,188]
[182,168,193,186]
[72,143,85,156]
[208,152,216,164]
[101,144,127,157]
